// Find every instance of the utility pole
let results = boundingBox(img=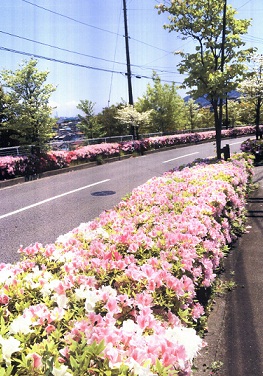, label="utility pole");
[123,0,133,107]
[123,0,136,138]
[217,0,227,159]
